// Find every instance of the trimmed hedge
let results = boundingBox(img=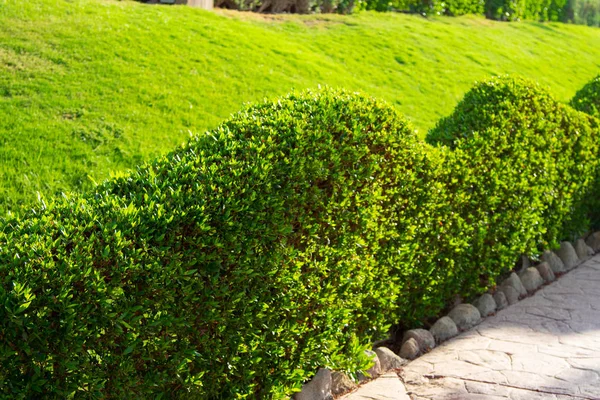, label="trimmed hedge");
[1,77,599,398]
[429,76,598,246]
[419,76,599,317]
[572,75,600,118]
[571,74,600,229]
[0,89,445,398]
